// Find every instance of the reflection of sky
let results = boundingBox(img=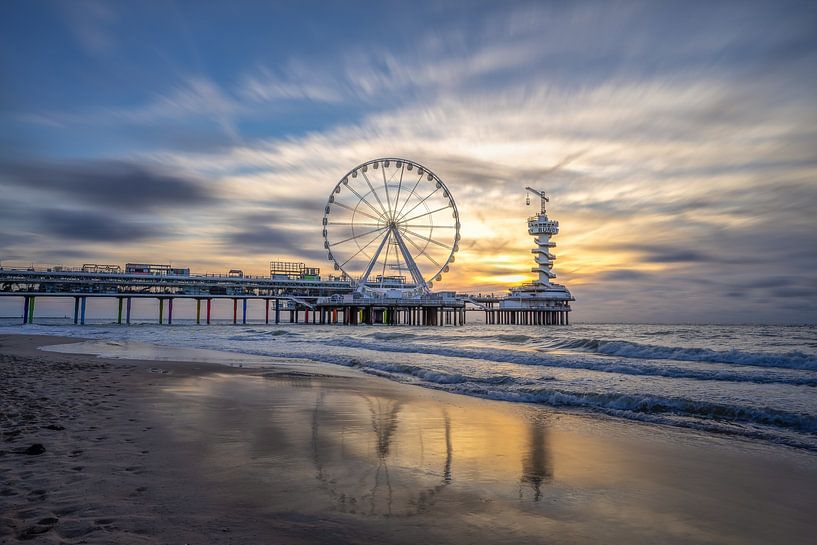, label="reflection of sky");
[1,1,815,323]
